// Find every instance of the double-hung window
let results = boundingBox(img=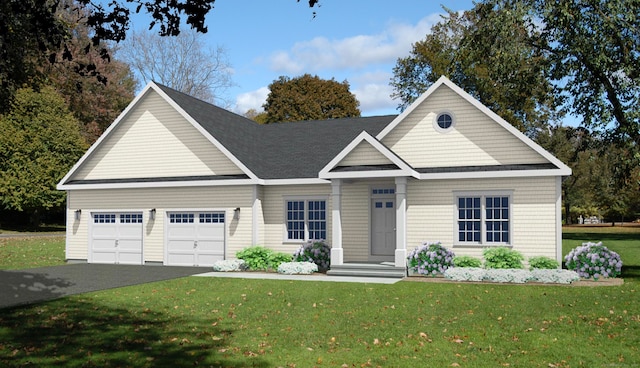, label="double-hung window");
[456,193,511,245]
[285,198,327,241]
